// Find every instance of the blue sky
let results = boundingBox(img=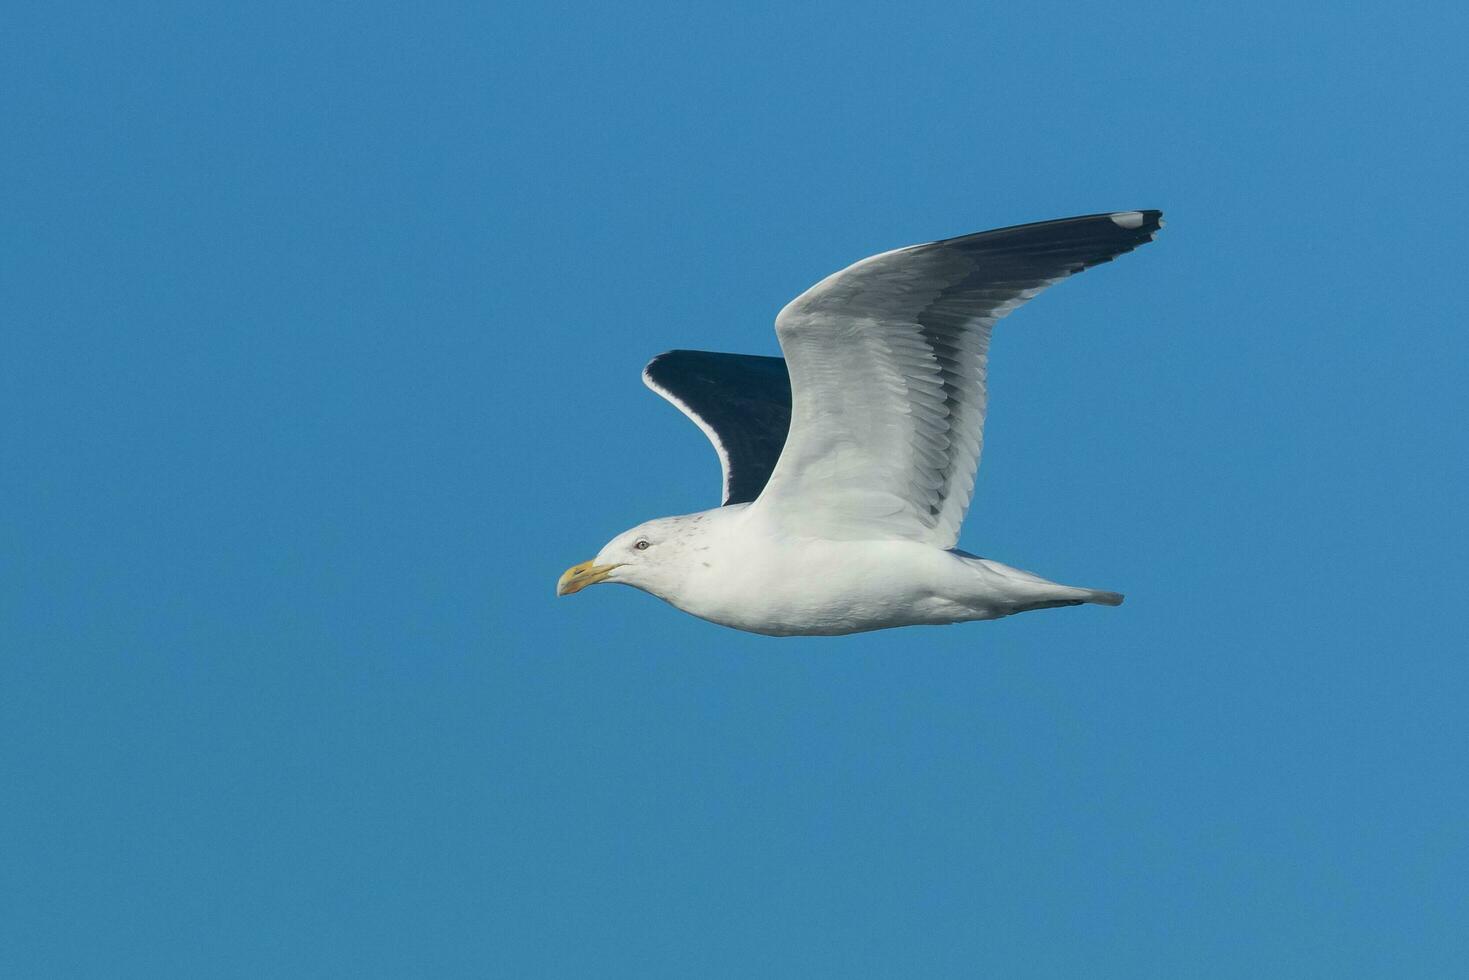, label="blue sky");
[4,2,1467,976]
